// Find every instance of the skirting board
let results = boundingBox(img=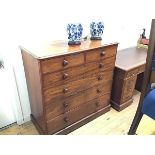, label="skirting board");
[17,115,31,125]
